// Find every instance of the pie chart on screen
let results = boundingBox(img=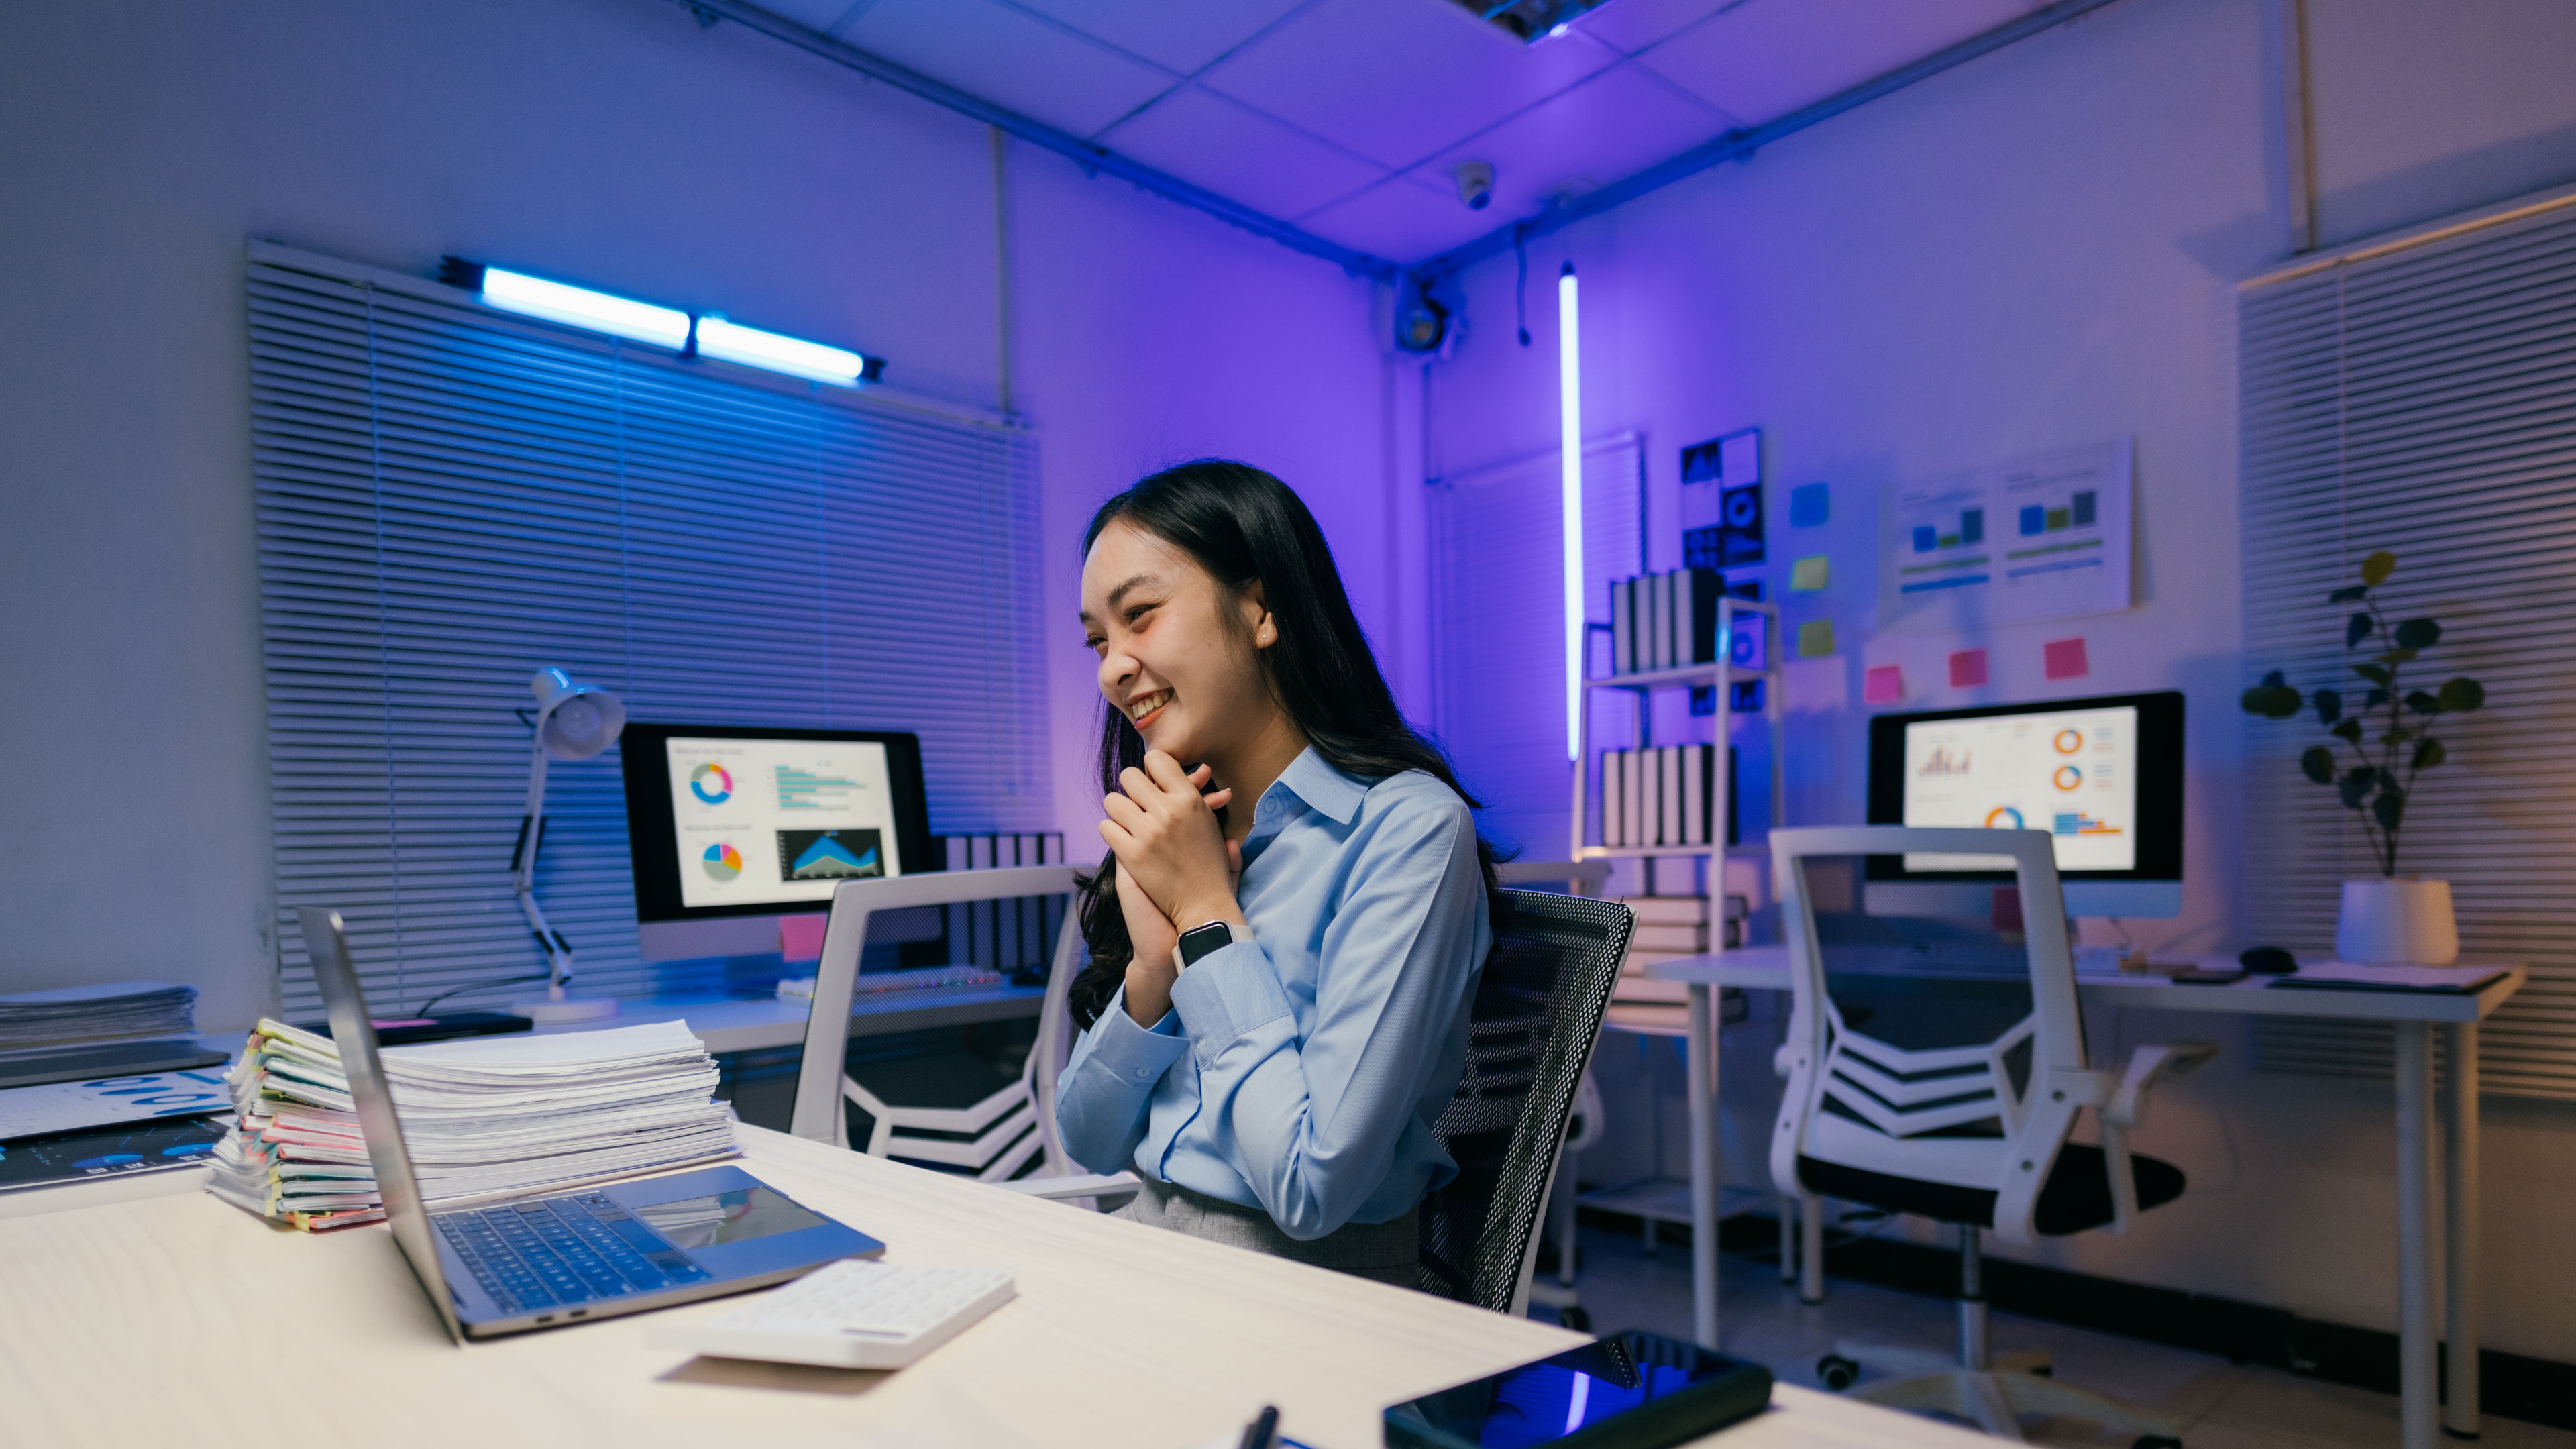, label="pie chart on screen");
[701,842,743,883]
